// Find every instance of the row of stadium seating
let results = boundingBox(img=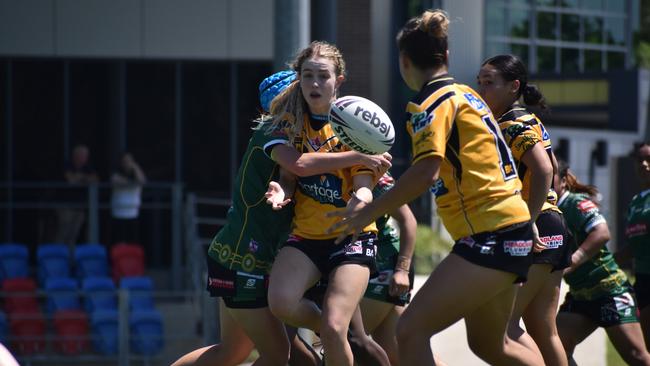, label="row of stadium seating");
[0,242,163,356]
